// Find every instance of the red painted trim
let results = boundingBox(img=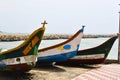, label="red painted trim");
[4,63,35,72]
